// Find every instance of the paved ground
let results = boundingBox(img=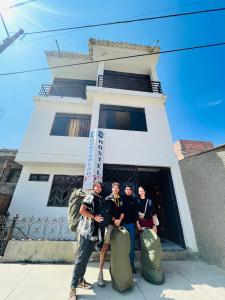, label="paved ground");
[0,260,225,300]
